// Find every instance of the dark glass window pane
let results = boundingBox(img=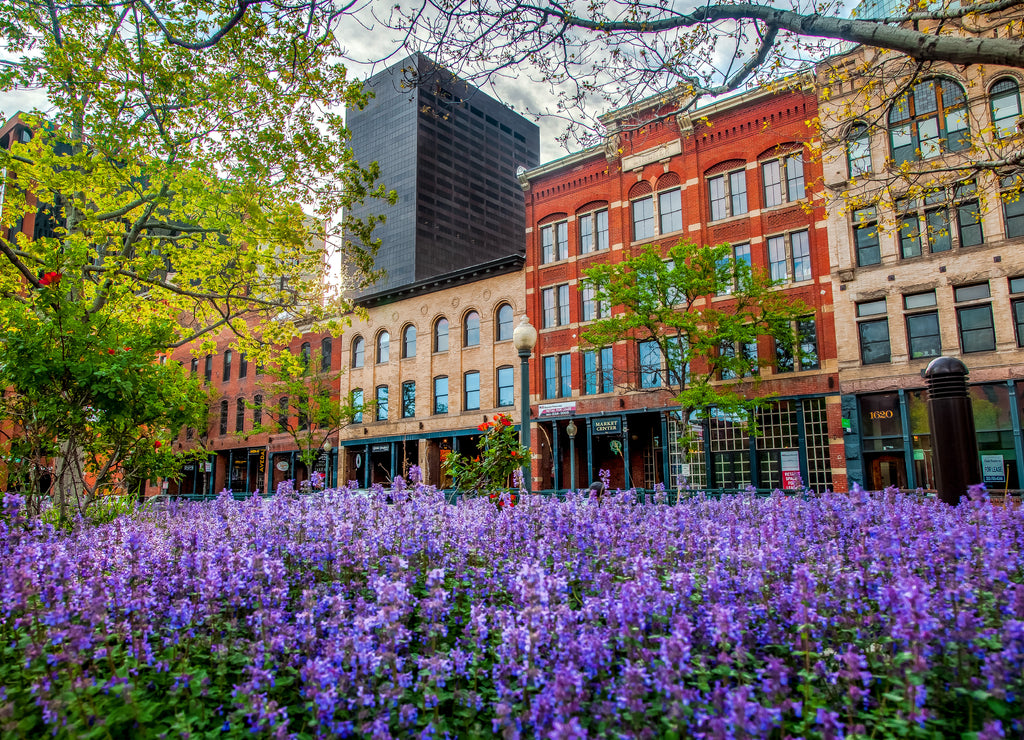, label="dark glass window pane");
[906,312,941,359]
[957,305,995,353]
[859,319,891,364]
